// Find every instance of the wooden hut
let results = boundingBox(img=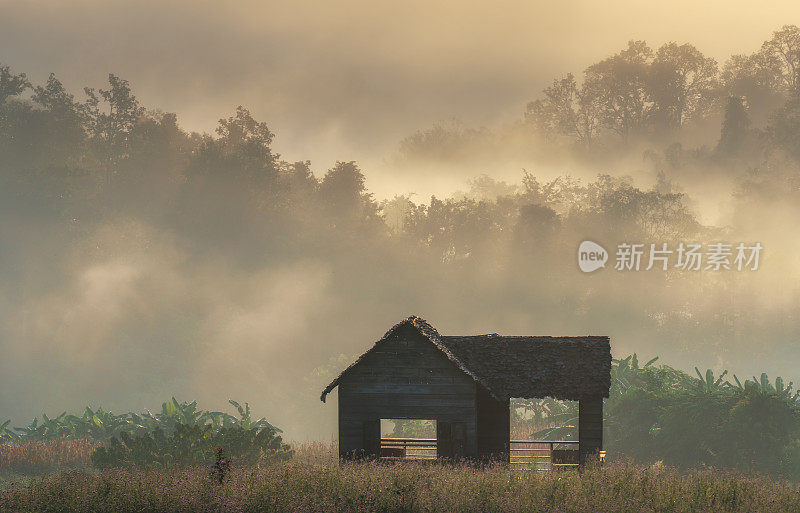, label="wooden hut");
[320,316,611,464]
